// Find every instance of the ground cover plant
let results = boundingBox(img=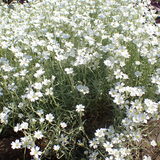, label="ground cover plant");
[0,0,160,159]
